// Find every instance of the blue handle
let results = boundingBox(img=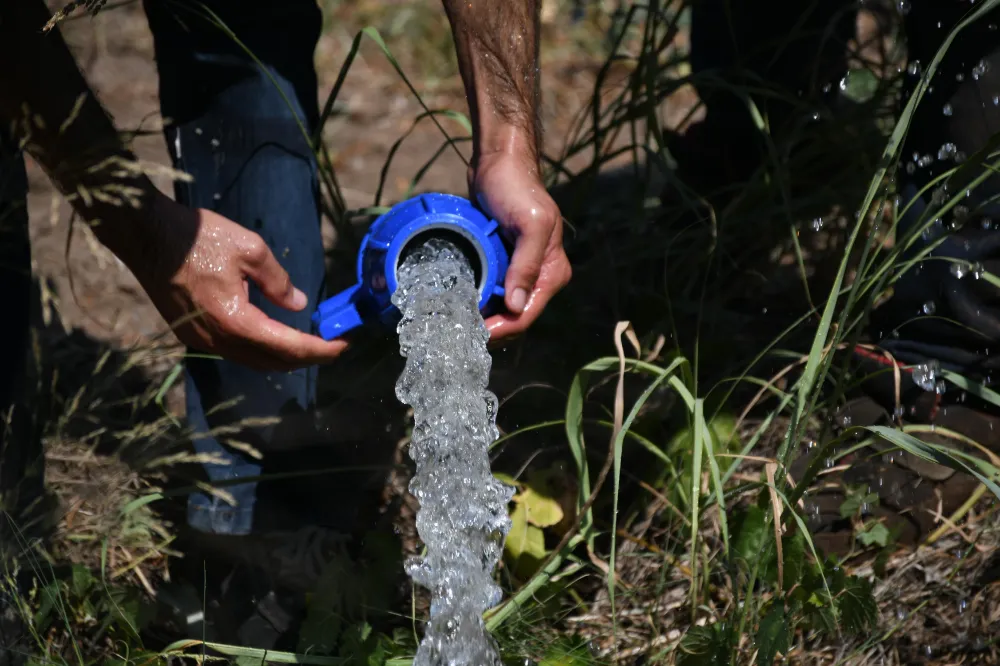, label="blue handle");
[312,283,364,339]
